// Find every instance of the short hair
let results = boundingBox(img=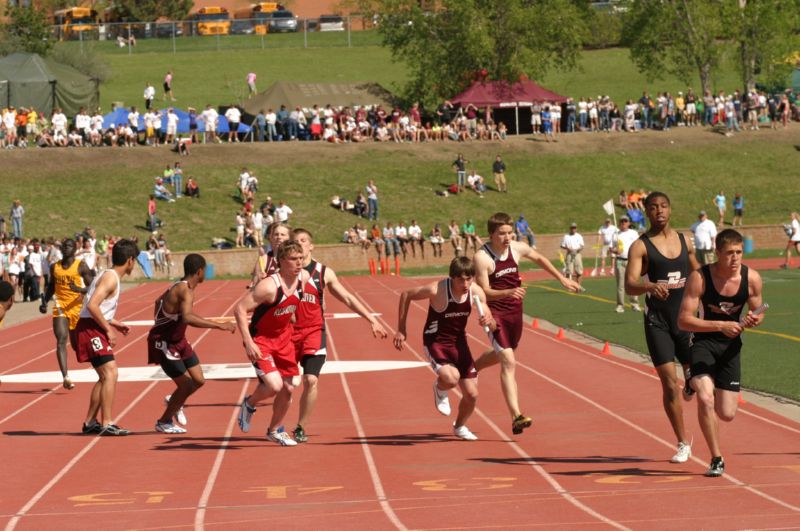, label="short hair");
[644,191,671,208]
[0,280,14,303]
[276,240,303,261]
[111,239,139,266]
[268,222,291,238]
[183,253,206,277]
[716,229,743,250]
[292,228,313,241]
[449,256,475,278]
[487,212,513,235]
